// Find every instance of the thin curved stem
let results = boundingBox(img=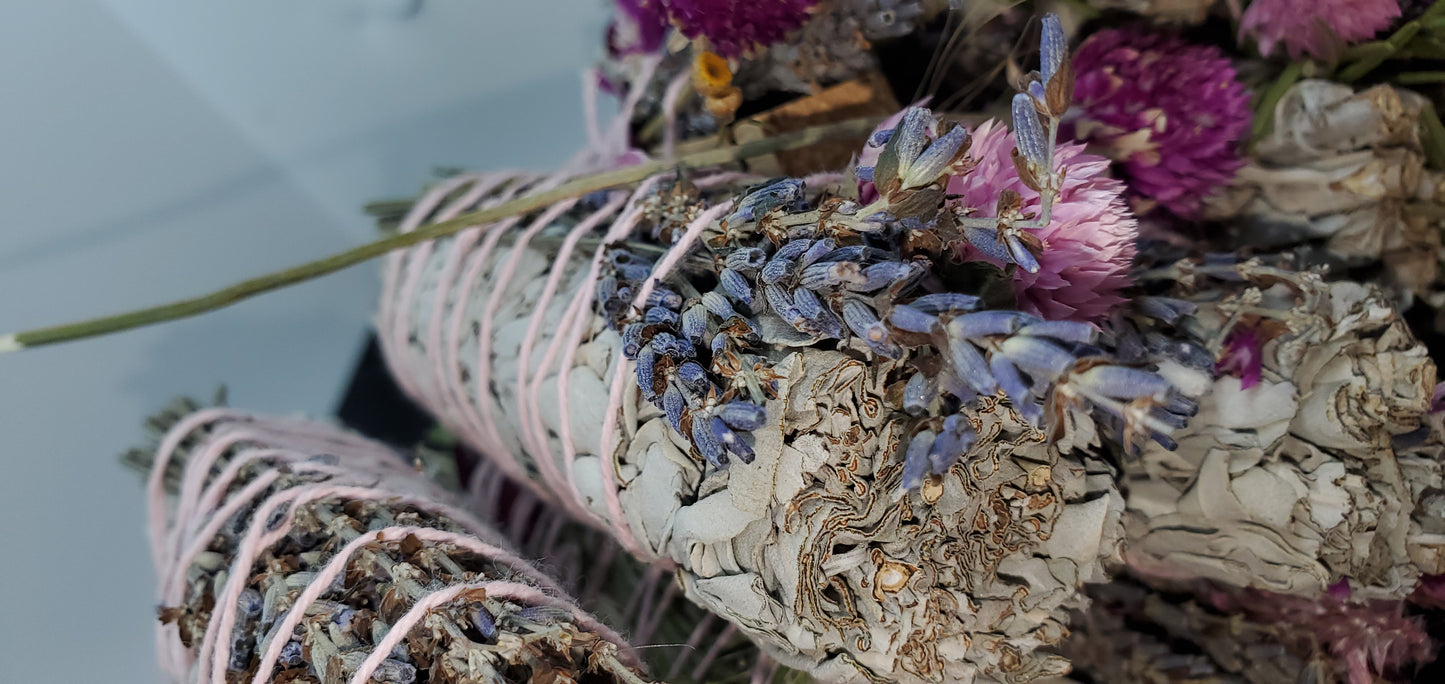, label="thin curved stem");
[0,116,880,353]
